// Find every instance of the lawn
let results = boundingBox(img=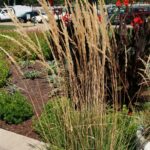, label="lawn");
[0,25,16,30]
